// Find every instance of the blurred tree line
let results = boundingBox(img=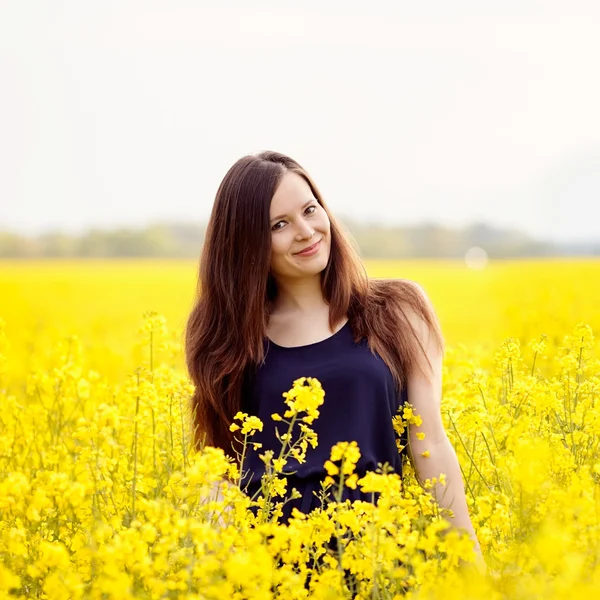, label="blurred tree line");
[0,219,597,258]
